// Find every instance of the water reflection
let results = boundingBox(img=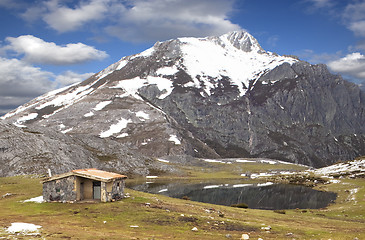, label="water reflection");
[127,181,337,210]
